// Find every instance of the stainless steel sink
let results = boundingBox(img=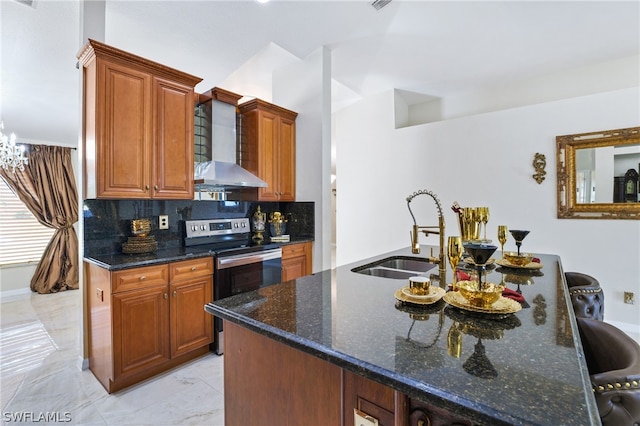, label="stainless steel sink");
[376,257,433,272]
[351,256,436,279]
